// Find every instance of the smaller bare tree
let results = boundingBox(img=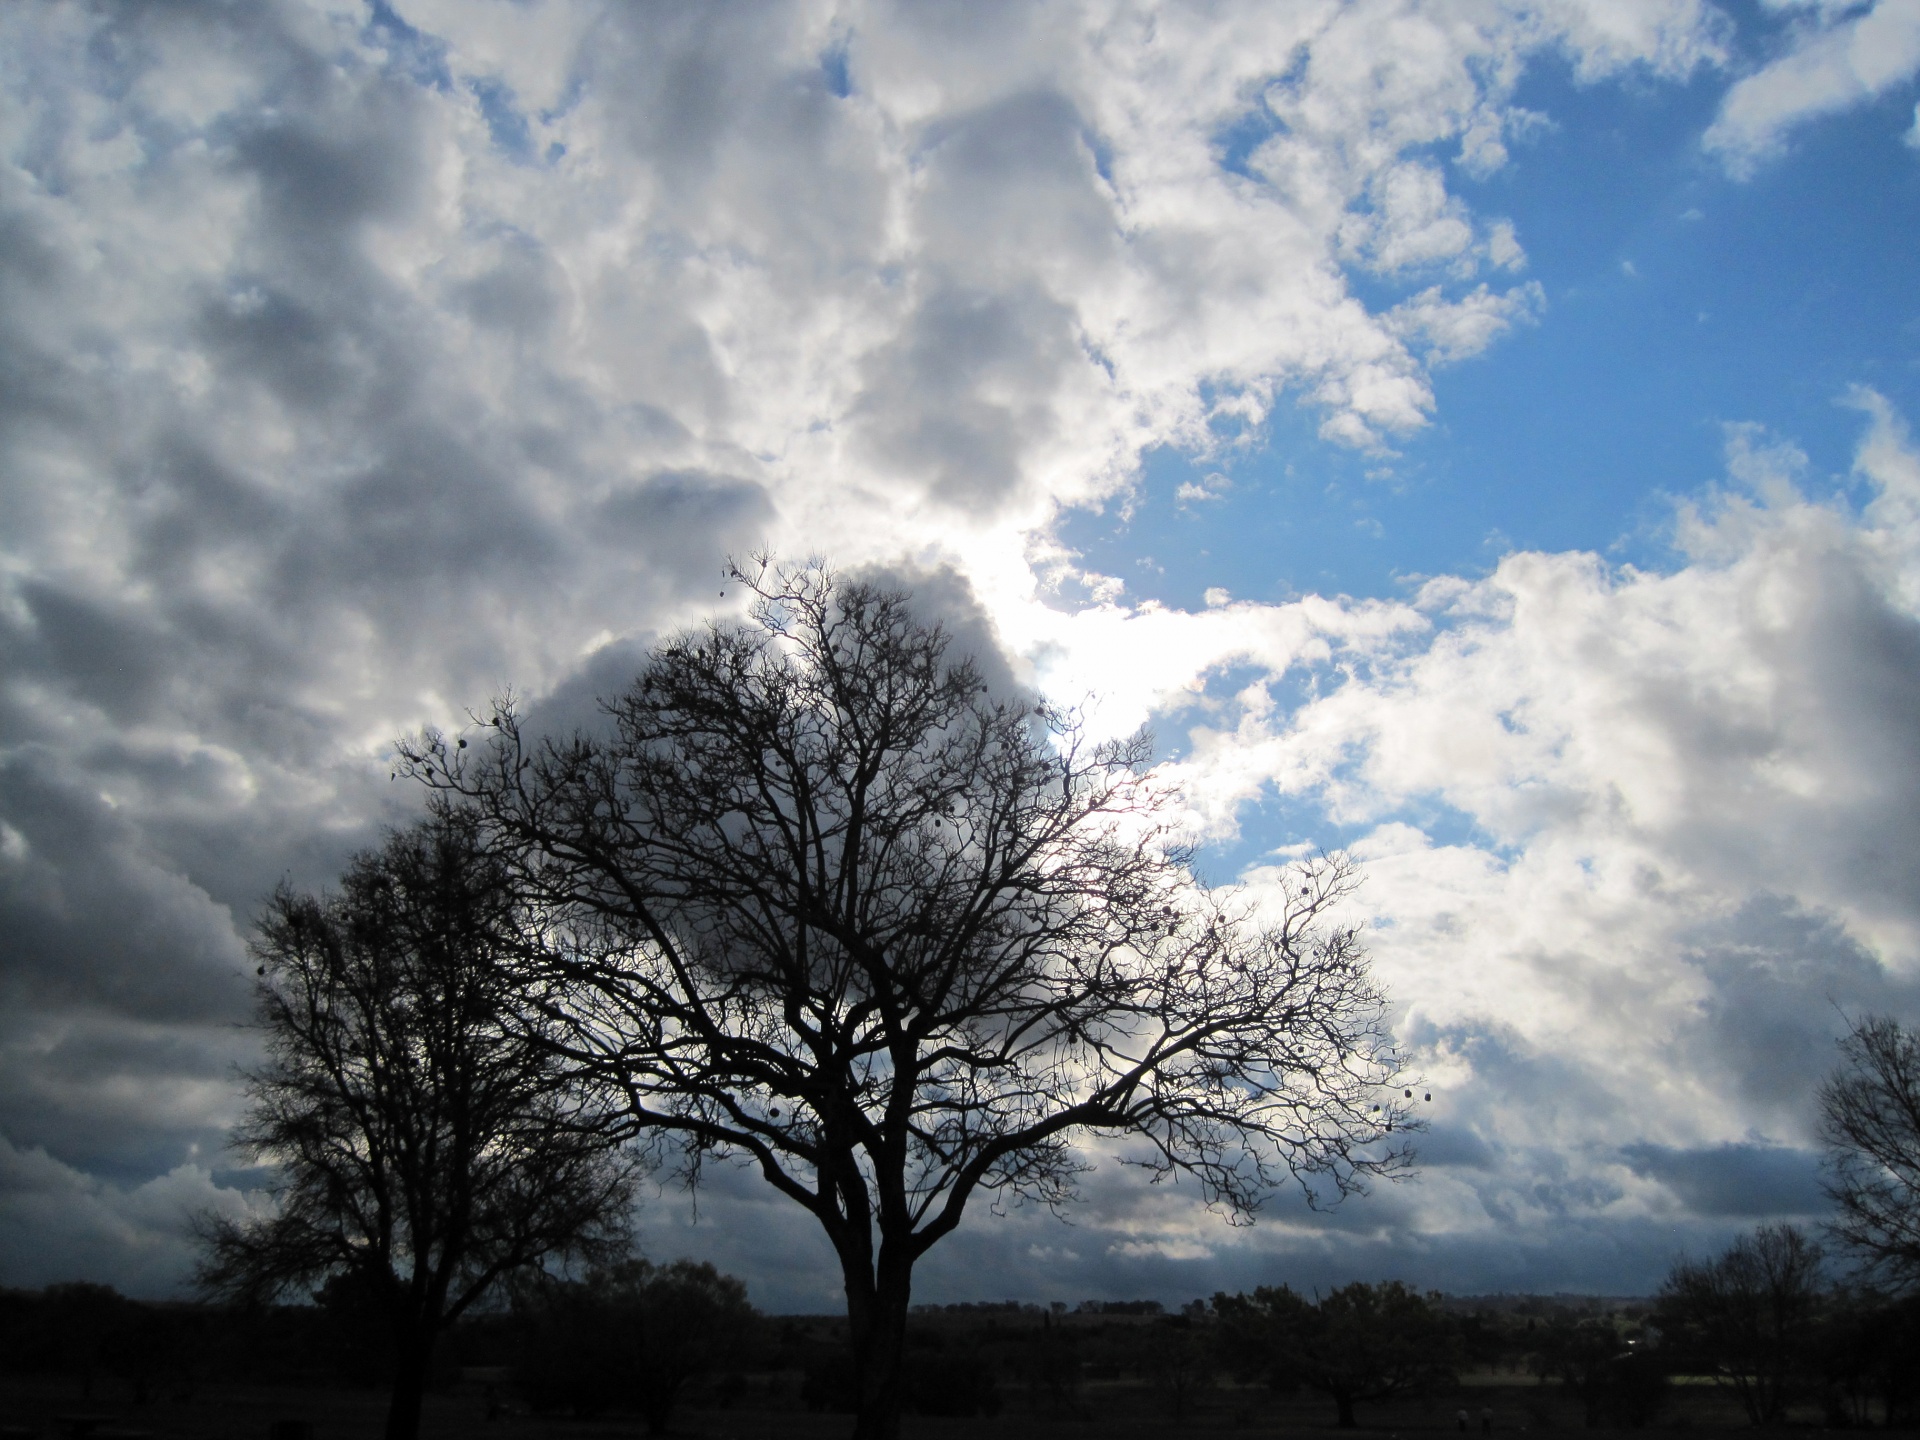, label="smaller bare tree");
[196,808,638,1440]
[1820,1014,1920,1293]
[1655,1223,1825,1426]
